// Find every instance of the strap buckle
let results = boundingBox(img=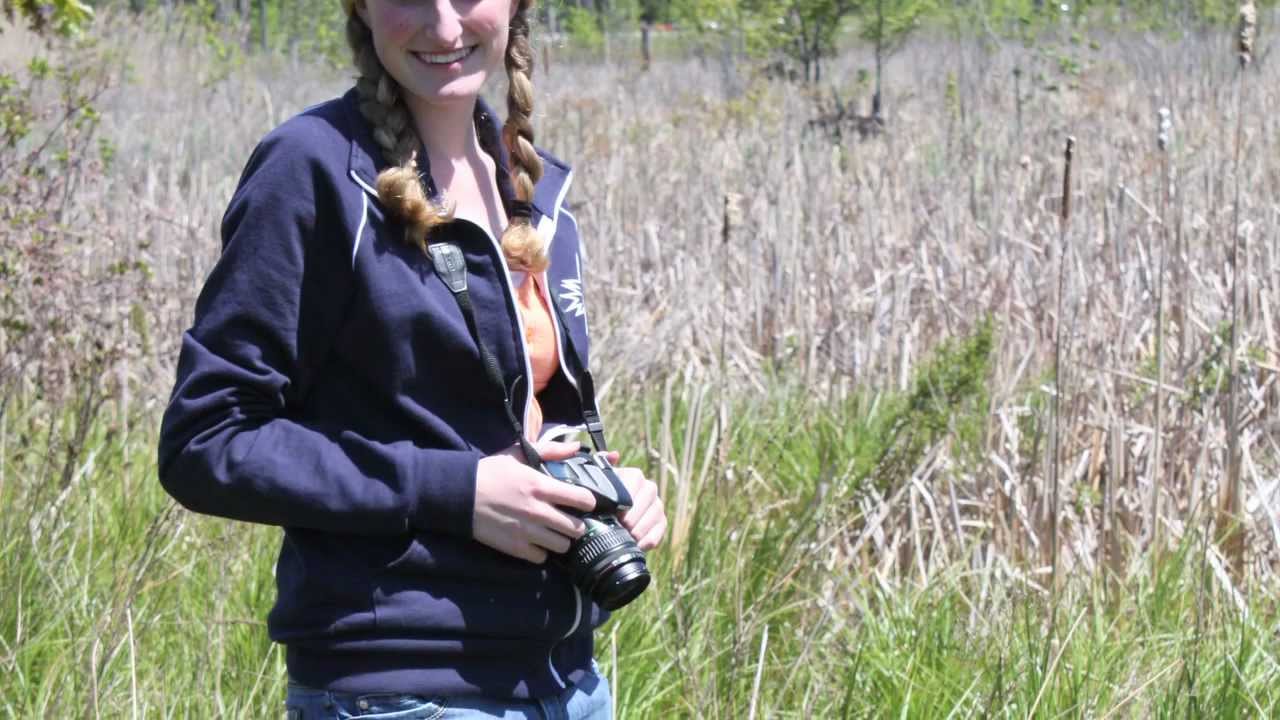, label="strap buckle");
[583,409,608,452]
[427,243,468,294]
